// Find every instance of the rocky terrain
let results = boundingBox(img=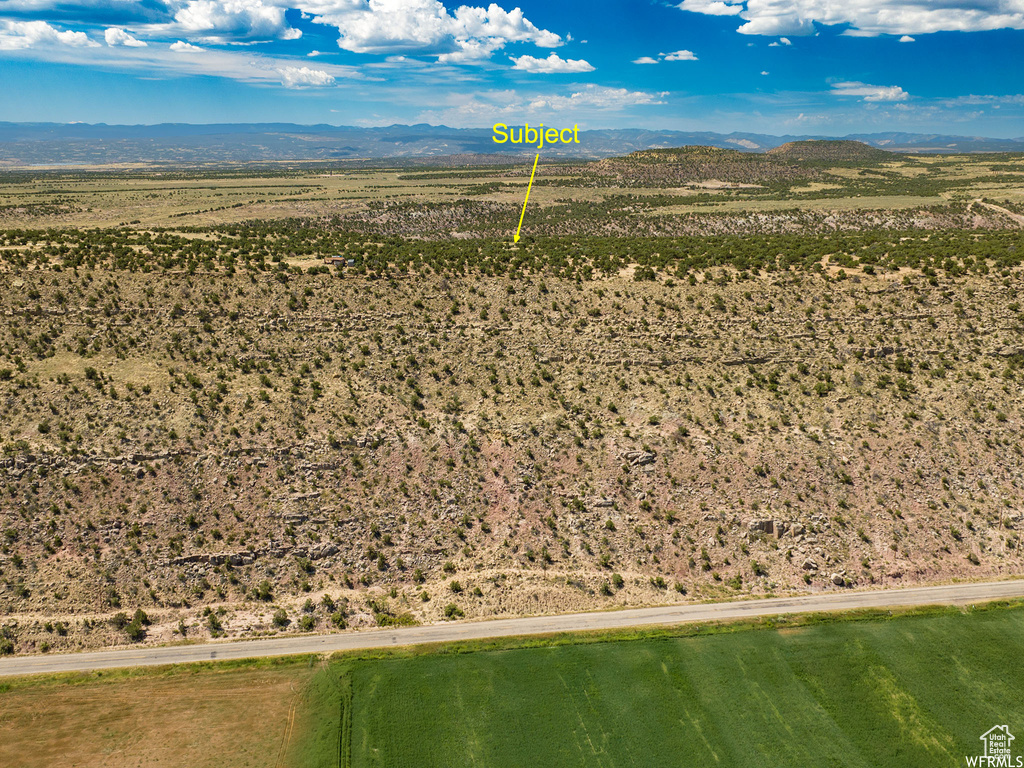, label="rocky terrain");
[2,259,1024,655]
